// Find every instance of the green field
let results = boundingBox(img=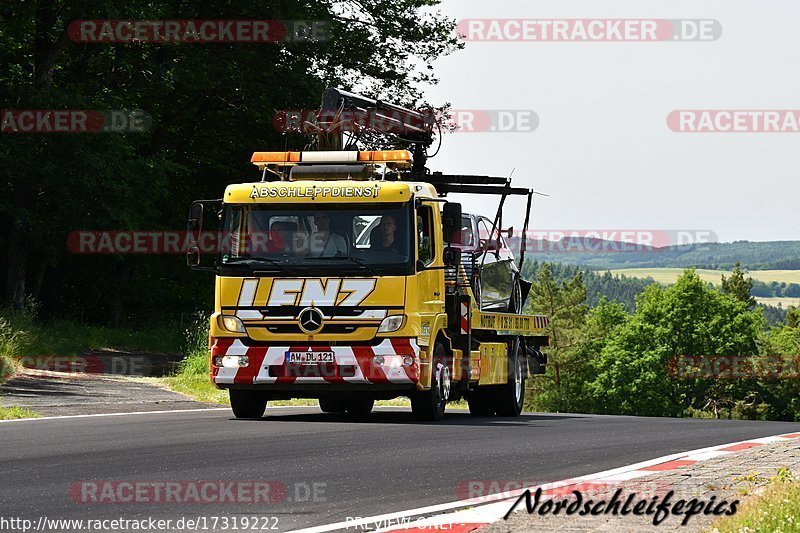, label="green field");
[756,296,800,307]
[607,268,800,286]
